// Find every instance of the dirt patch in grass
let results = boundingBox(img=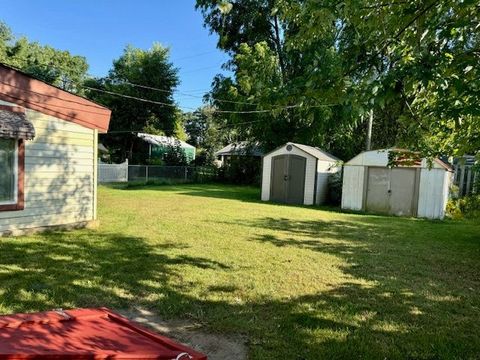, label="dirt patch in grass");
[120,307,247,360]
